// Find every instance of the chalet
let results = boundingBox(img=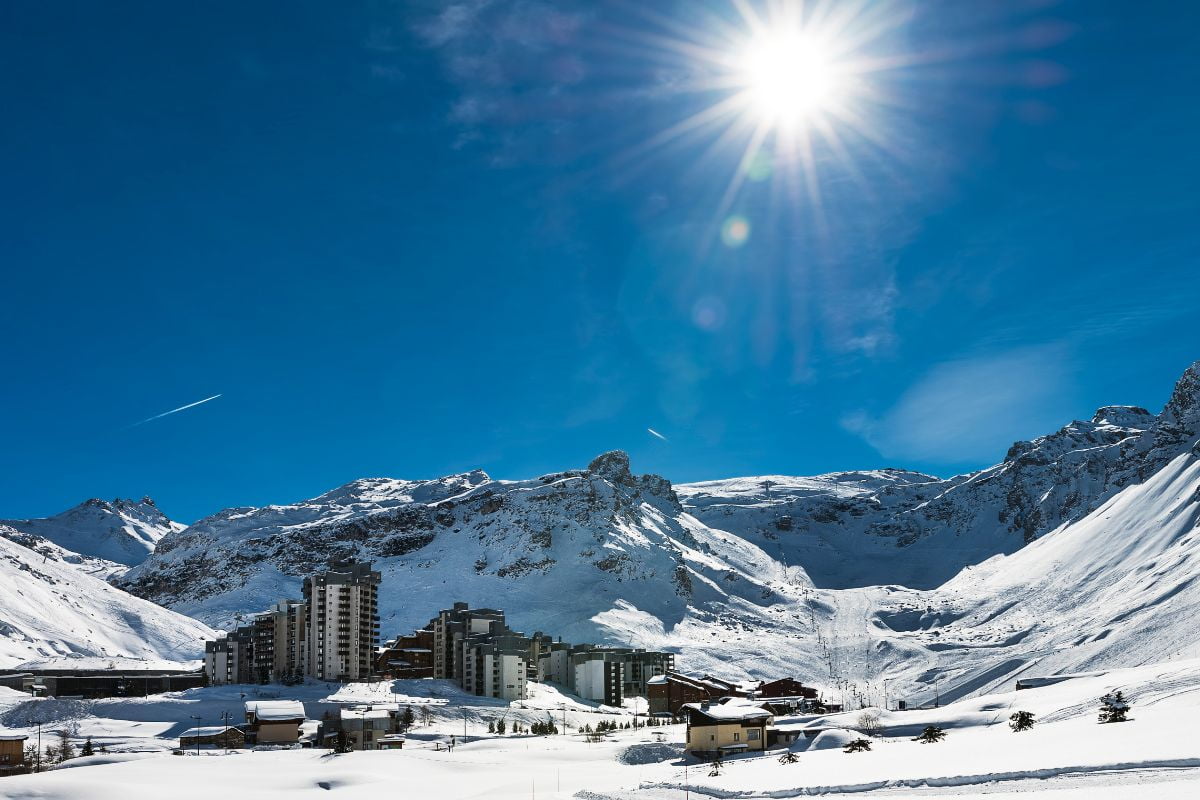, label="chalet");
[245,700,306,745]
[0,735,29,777]
[683,699,773,757]
[648,672,753,717]
[376,628,435,679]
[179,726,245,750]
